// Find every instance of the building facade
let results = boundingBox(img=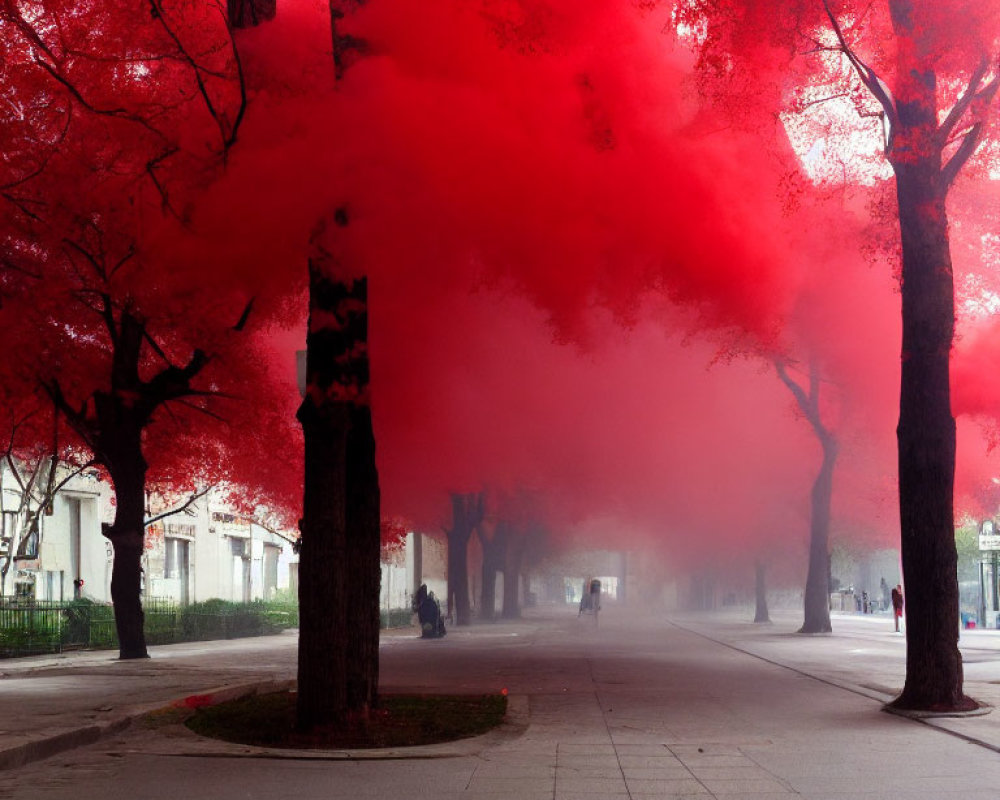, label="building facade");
[0,466,298,605]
